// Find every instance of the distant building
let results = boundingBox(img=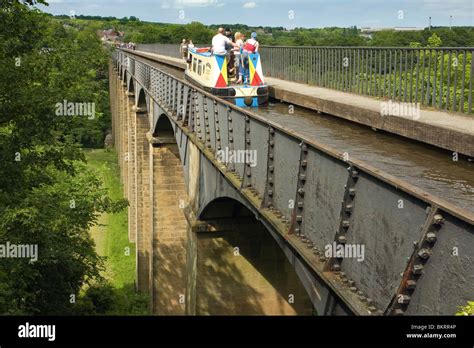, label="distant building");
[360,26,424,38]
[100,29,124,43]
